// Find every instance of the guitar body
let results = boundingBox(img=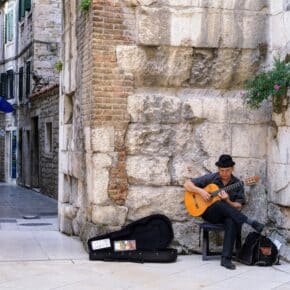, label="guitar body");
[184,183,222,217]
[184,176,259,217]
